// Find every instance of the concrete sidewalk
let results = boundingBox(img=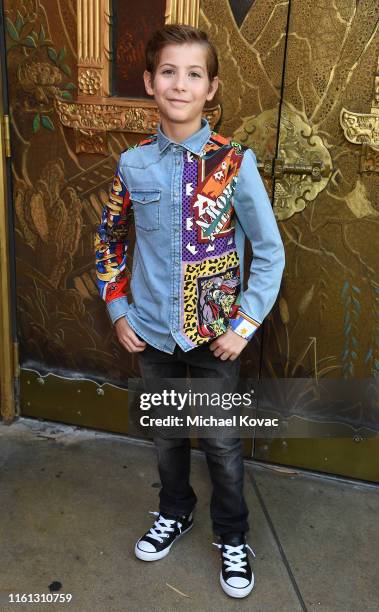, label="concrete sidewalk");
[0,418,378,612]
